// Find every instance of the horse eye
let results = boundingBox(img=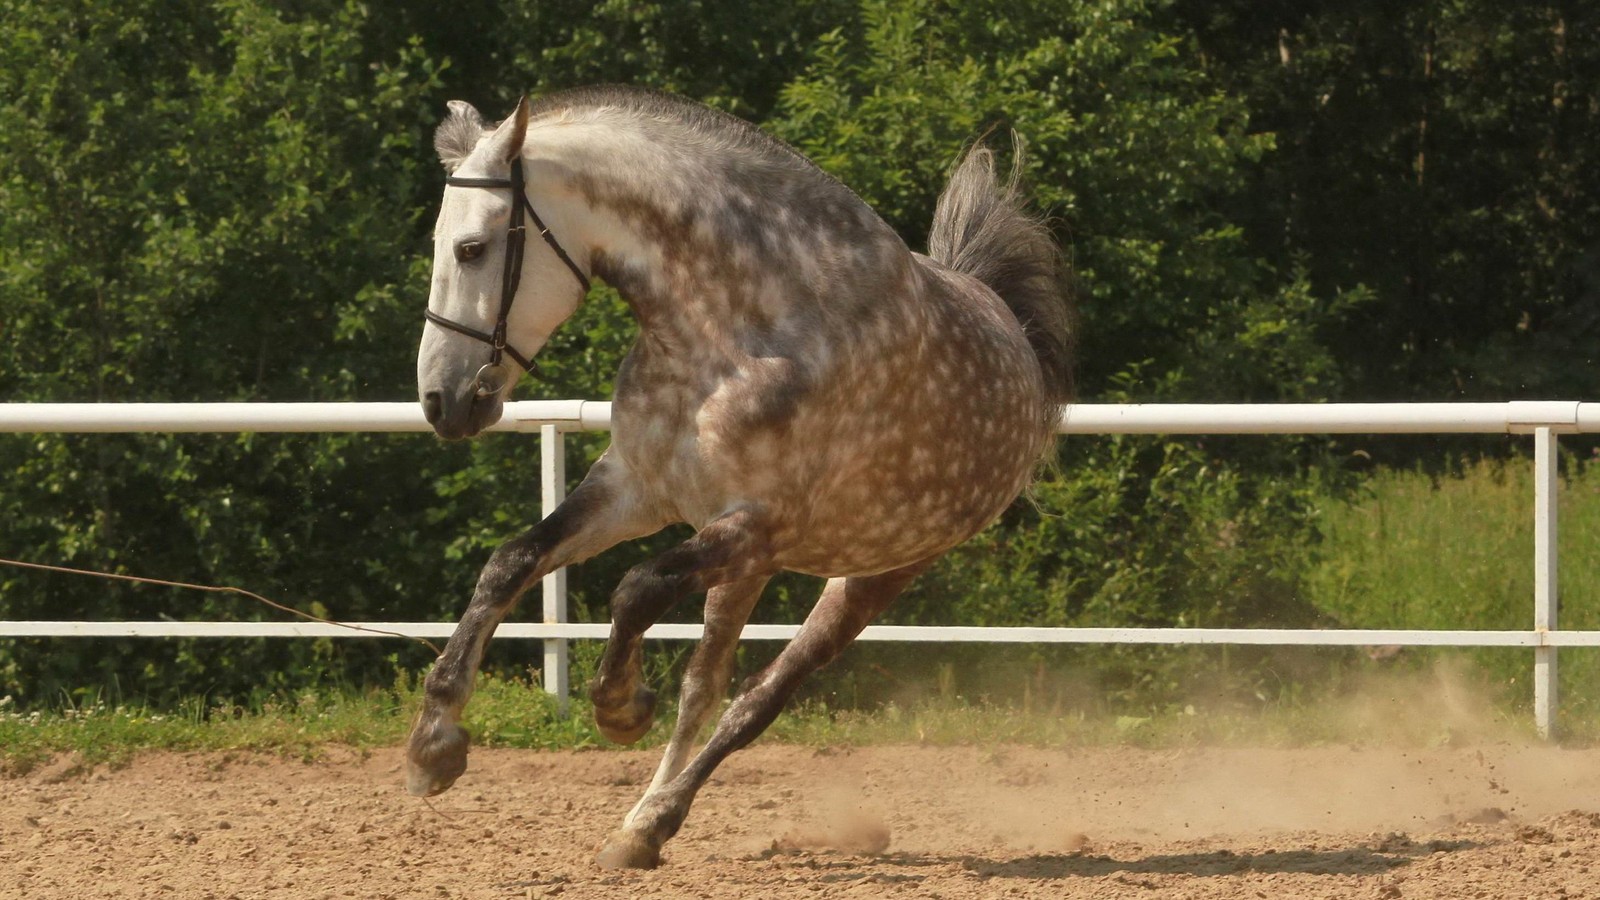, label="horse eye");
[455,241,485,263]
